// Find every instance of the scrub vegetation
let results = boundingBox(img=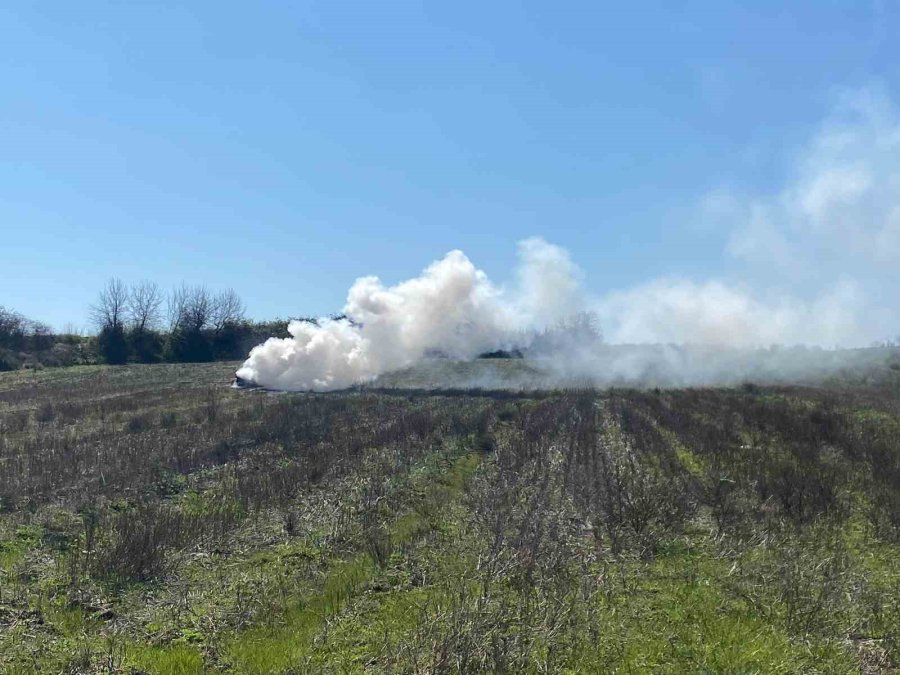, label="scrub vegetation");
[1,361,898,673]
